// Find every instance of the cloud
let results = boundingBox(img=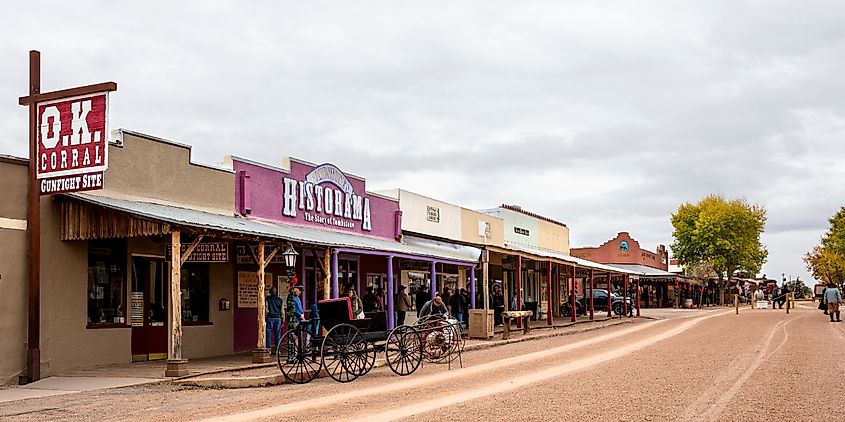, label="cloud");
[1,1,844,283]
